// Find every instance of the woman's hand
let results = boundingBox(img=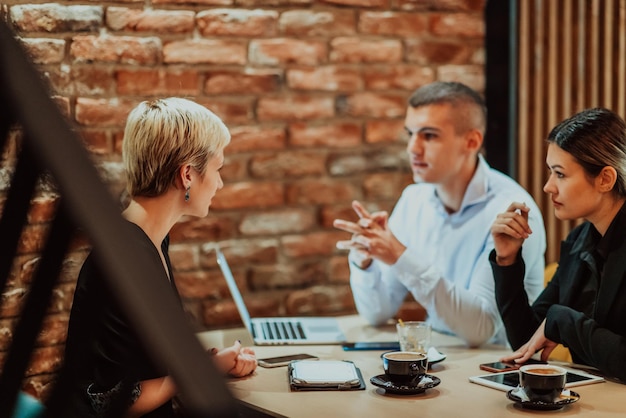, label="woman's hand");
[212,340,257,377]
[491,202,533,266]
[500,319,558,363]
